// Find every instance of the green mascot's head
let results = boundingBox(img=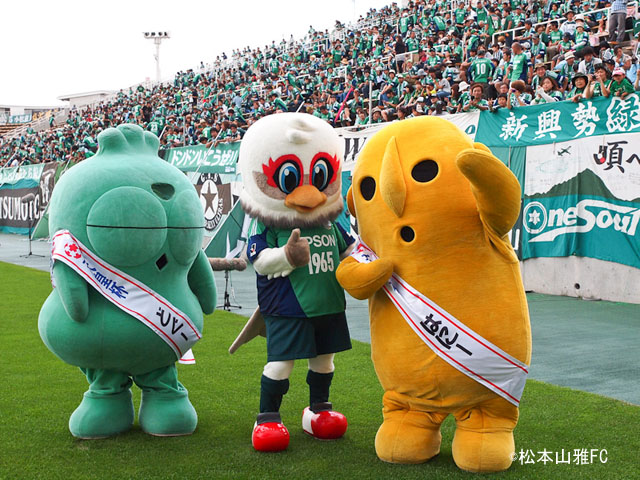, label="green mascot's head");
[49,124,204,272]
